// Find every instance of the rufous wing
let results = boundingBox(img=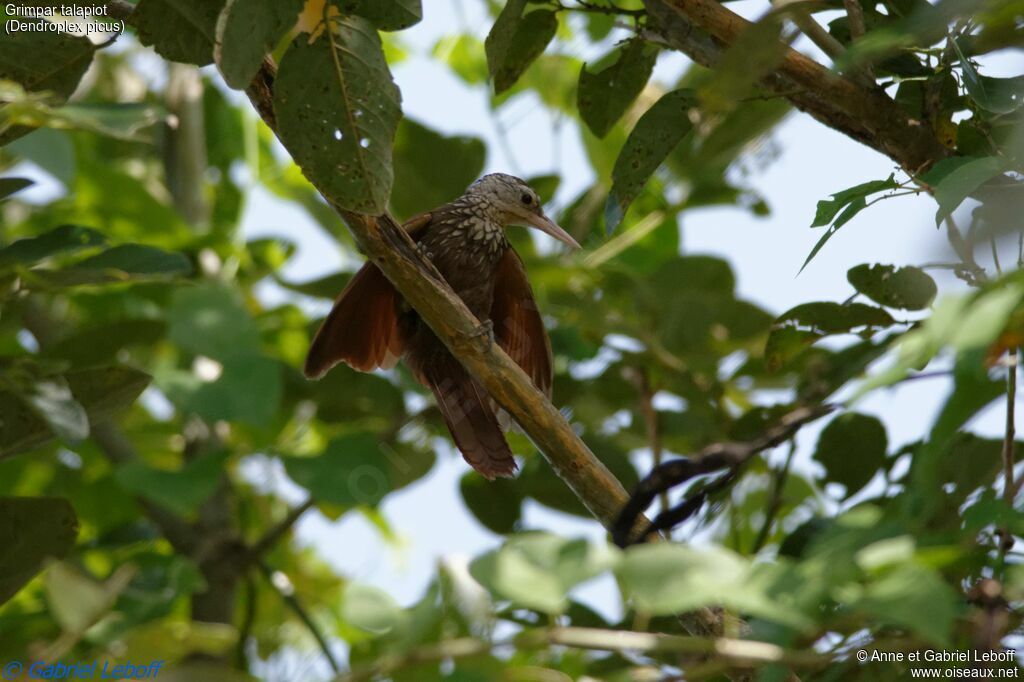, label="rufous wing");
[490,247,553,398]
[303,213,433,379]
